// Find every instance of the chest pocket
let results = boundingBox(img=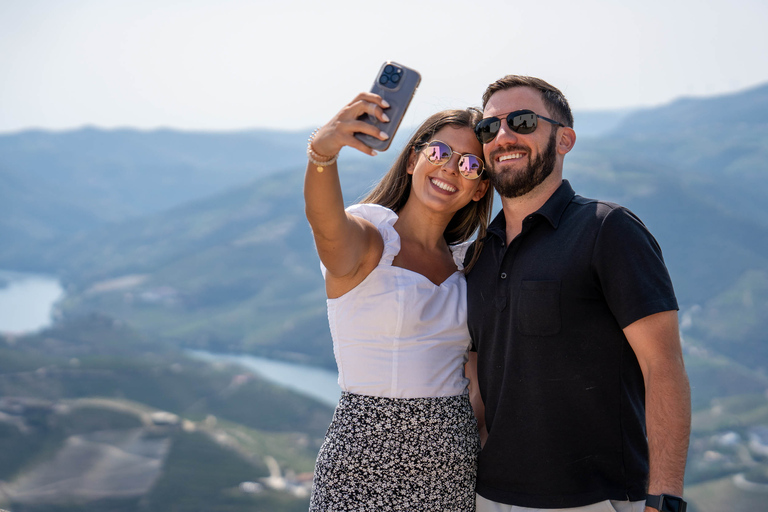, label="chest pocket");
[516,280,561,336]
